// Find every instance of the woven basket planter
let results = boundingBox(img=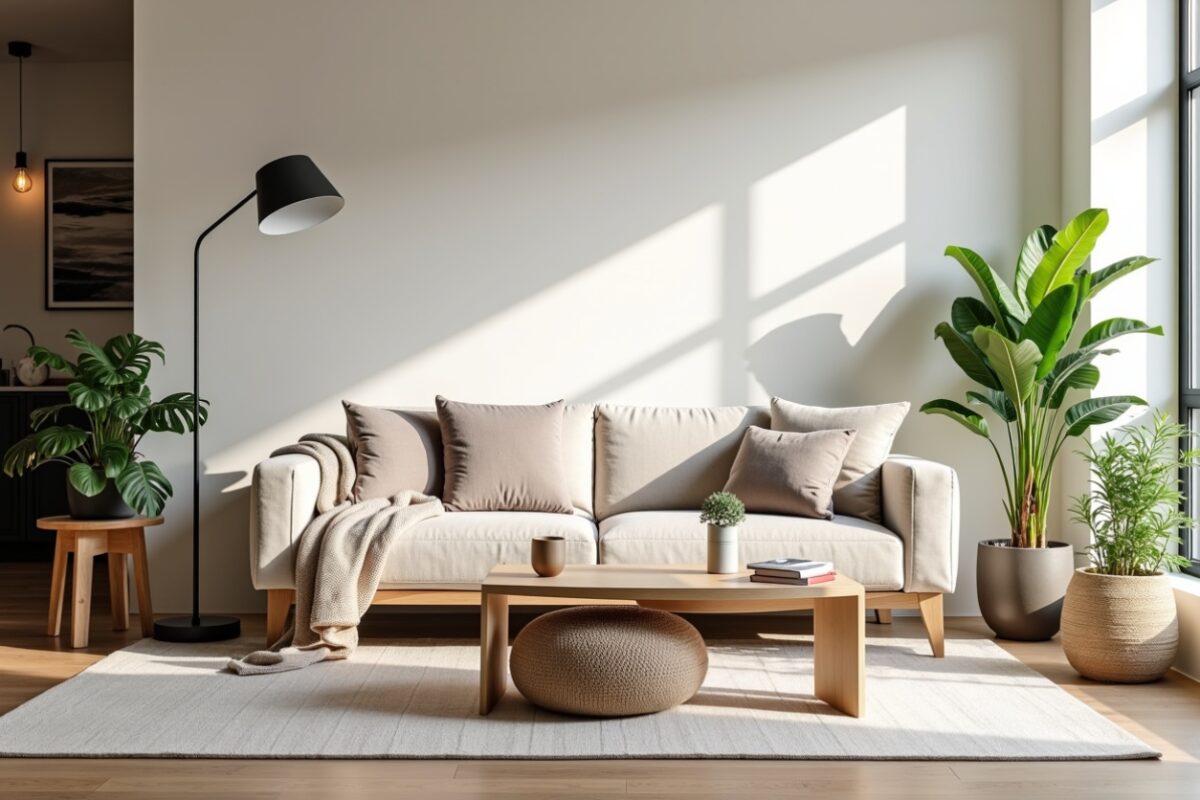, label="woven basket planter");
[1061,568,1178,683]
